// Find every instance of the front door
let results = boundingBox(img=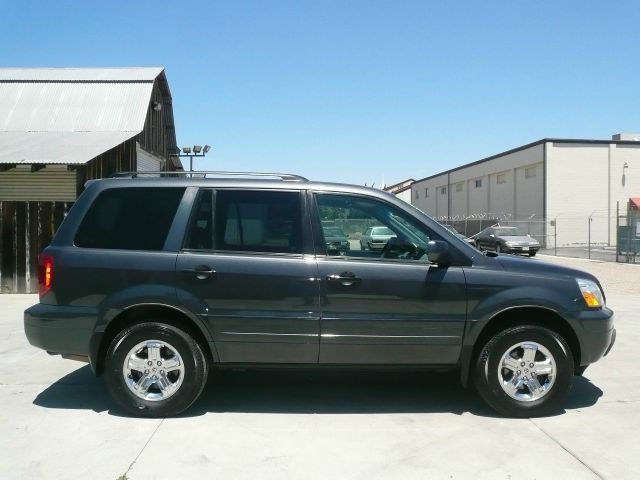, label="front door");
[175,188,320,363]
[312,192,467,365]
